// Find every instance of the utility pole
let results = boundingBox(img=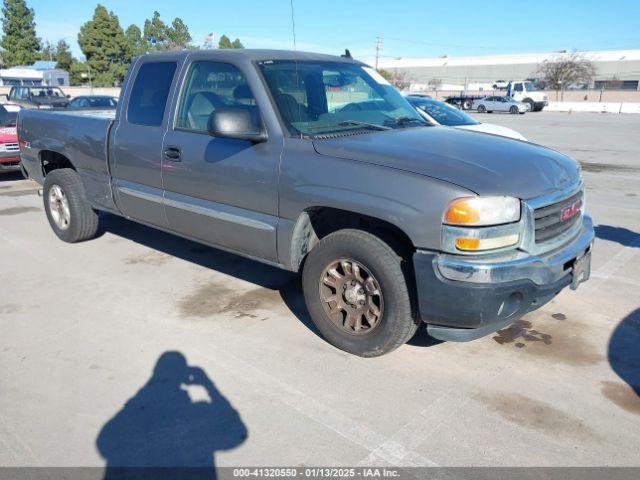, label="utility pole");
[375,36,382,70]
